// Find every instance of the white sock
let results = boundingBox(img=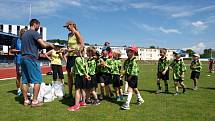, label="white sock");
[137,93,142,100]
[124,82,128,92]
[126,92,132,104]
